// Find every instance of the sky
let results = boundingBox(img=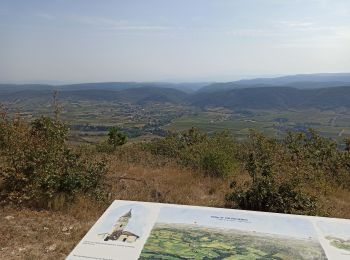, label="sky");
[1,0,350,83]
